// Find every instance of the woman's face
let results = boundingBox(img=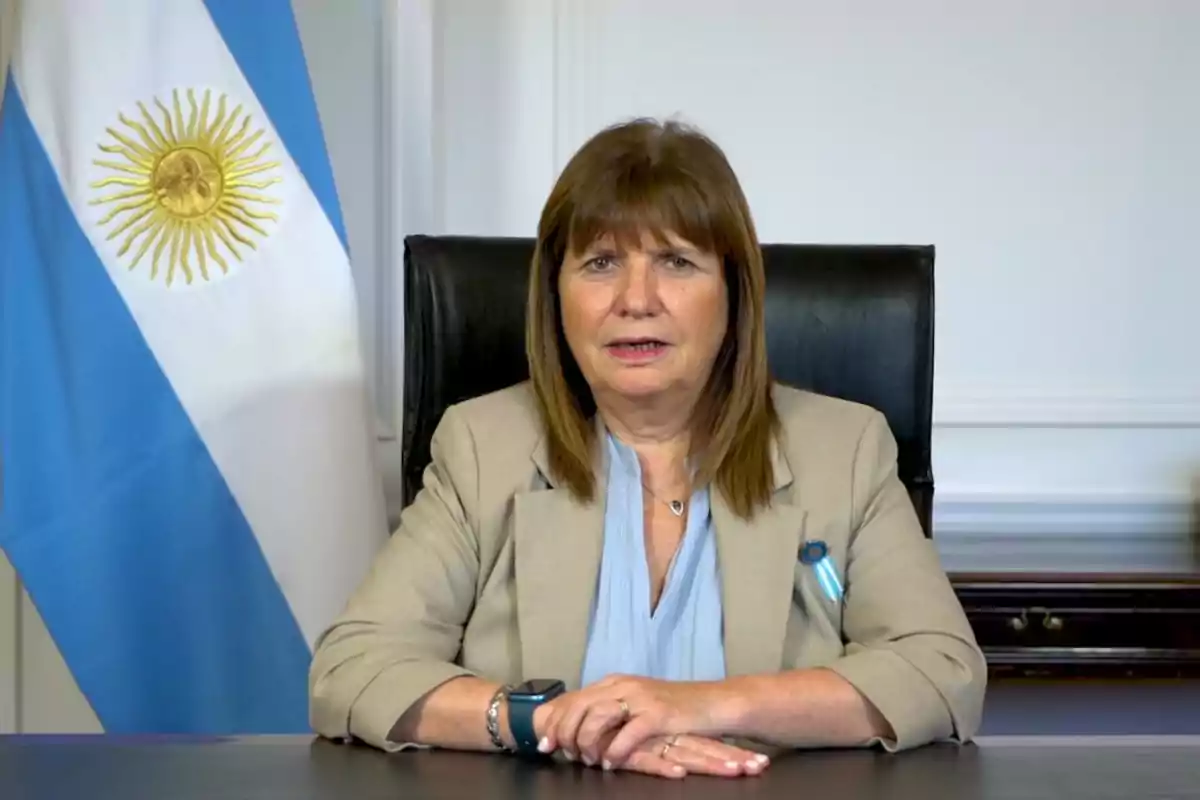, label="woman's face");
[558,229,729,406]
